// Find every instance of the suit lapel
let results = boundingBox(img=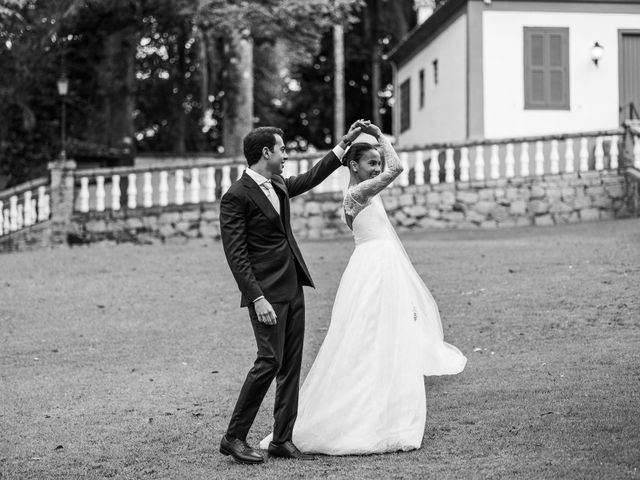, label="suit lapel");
[271,175,290,232]
[241,173,285,233]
